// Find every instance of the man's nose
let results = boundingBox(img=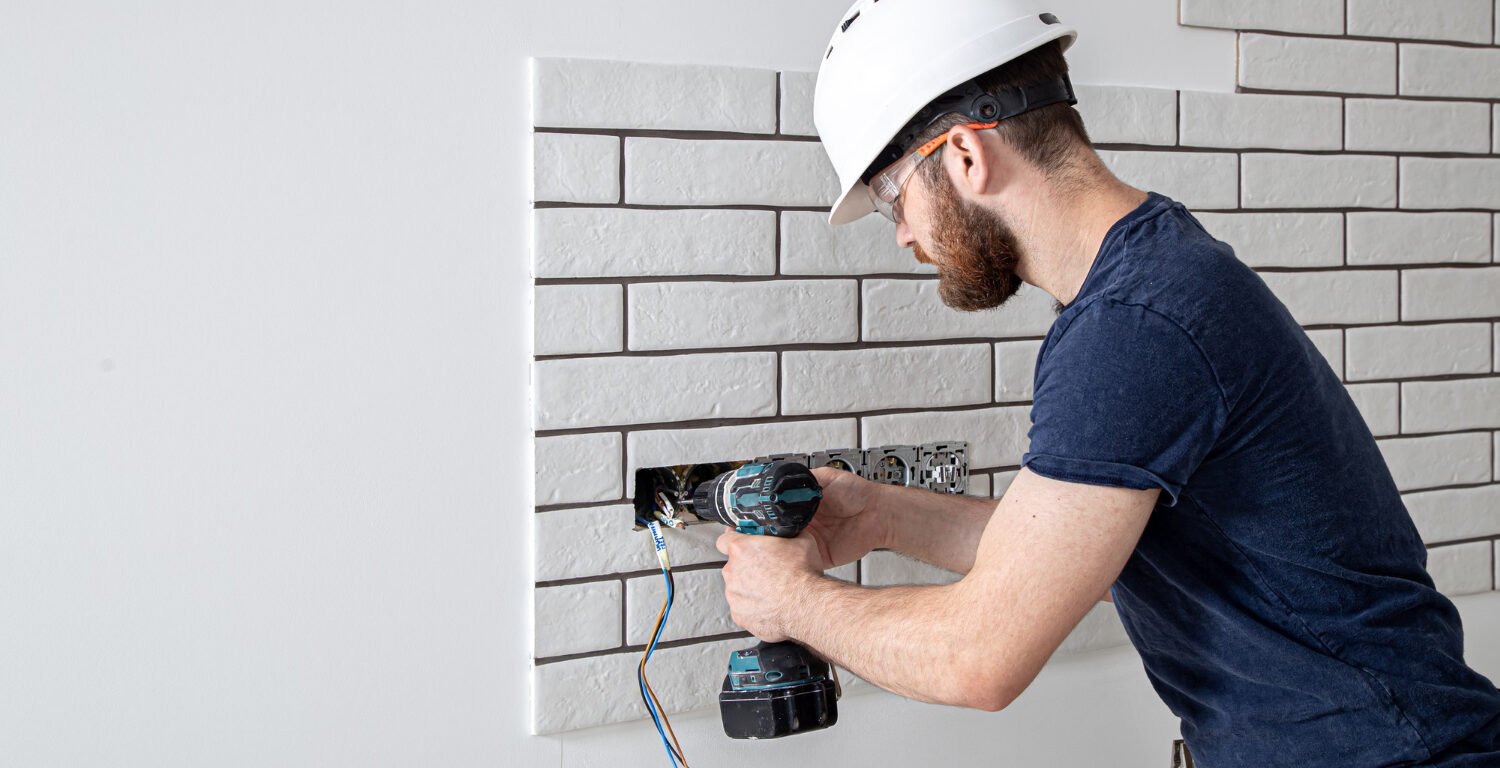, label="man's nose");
[895,217,915,250]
